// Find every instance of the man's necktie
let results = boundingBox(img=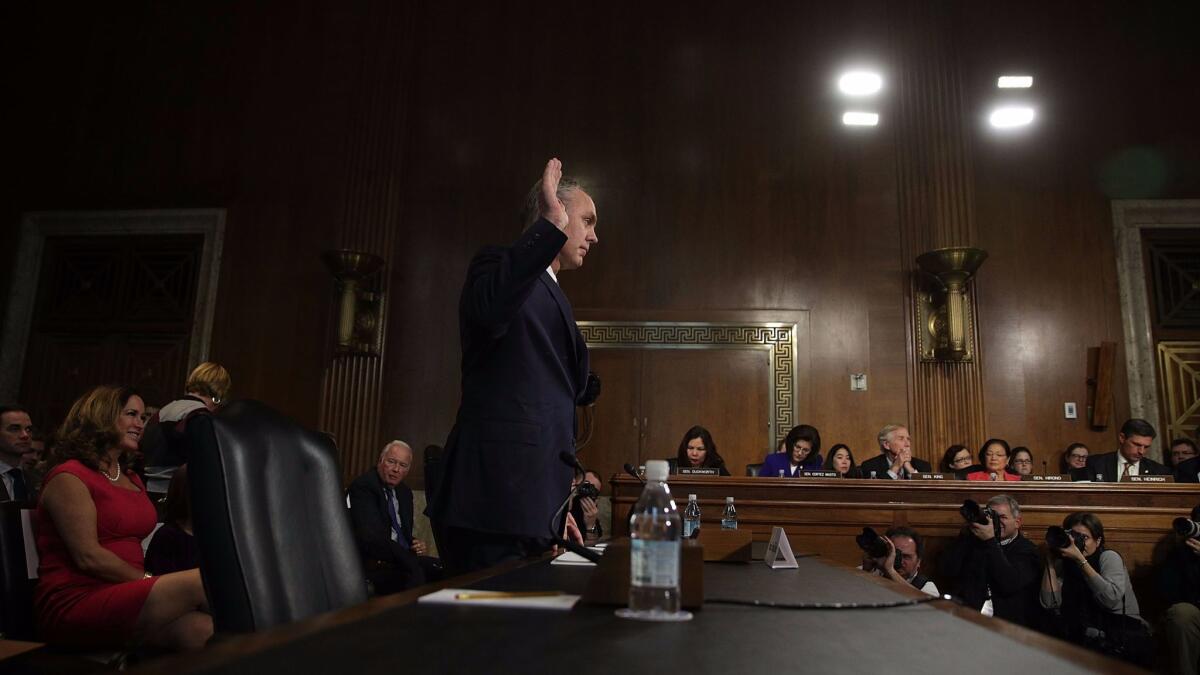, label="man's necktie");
[8,468,27,501]
[385,488,409,549]
[1121,462,1132,482]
